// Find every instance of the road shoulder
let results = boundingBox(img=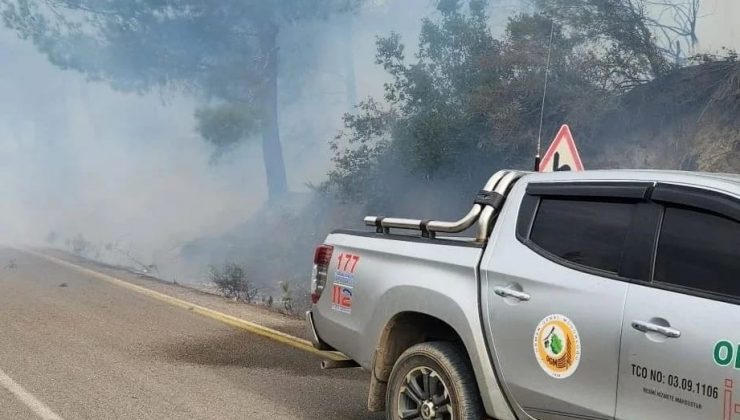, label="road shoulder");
[35,248,308,340]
